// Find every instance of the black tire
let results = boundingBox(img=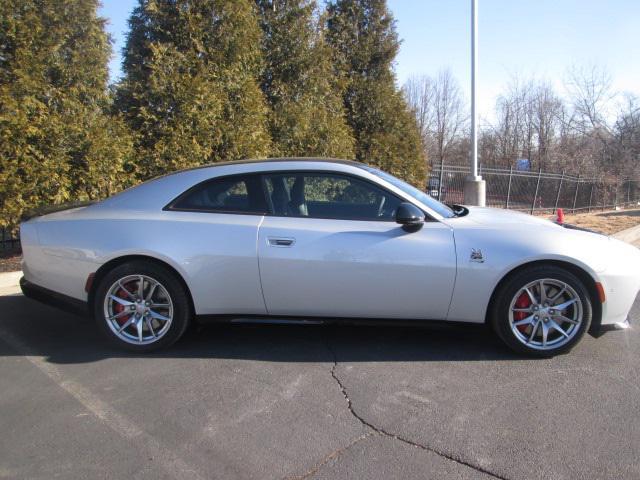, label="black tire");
[490,265,592,357]
[93,261,191,352]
